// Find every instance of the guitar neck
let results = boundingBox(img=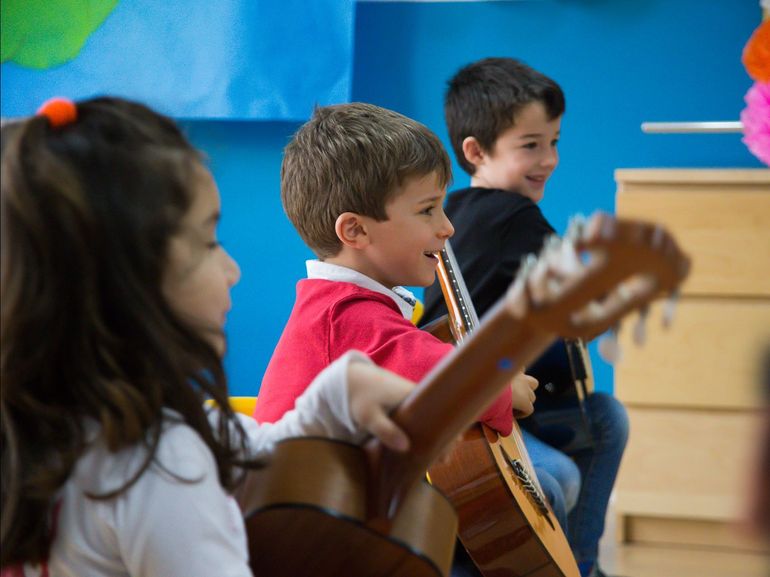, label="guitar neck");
[435,242,477,341]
